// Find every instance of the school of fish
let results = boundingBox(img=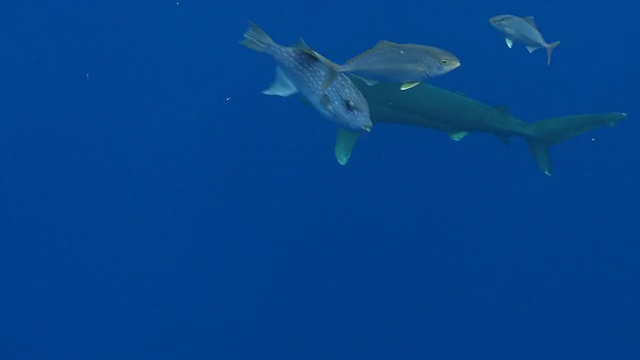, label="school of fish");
[240,14,563,134]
